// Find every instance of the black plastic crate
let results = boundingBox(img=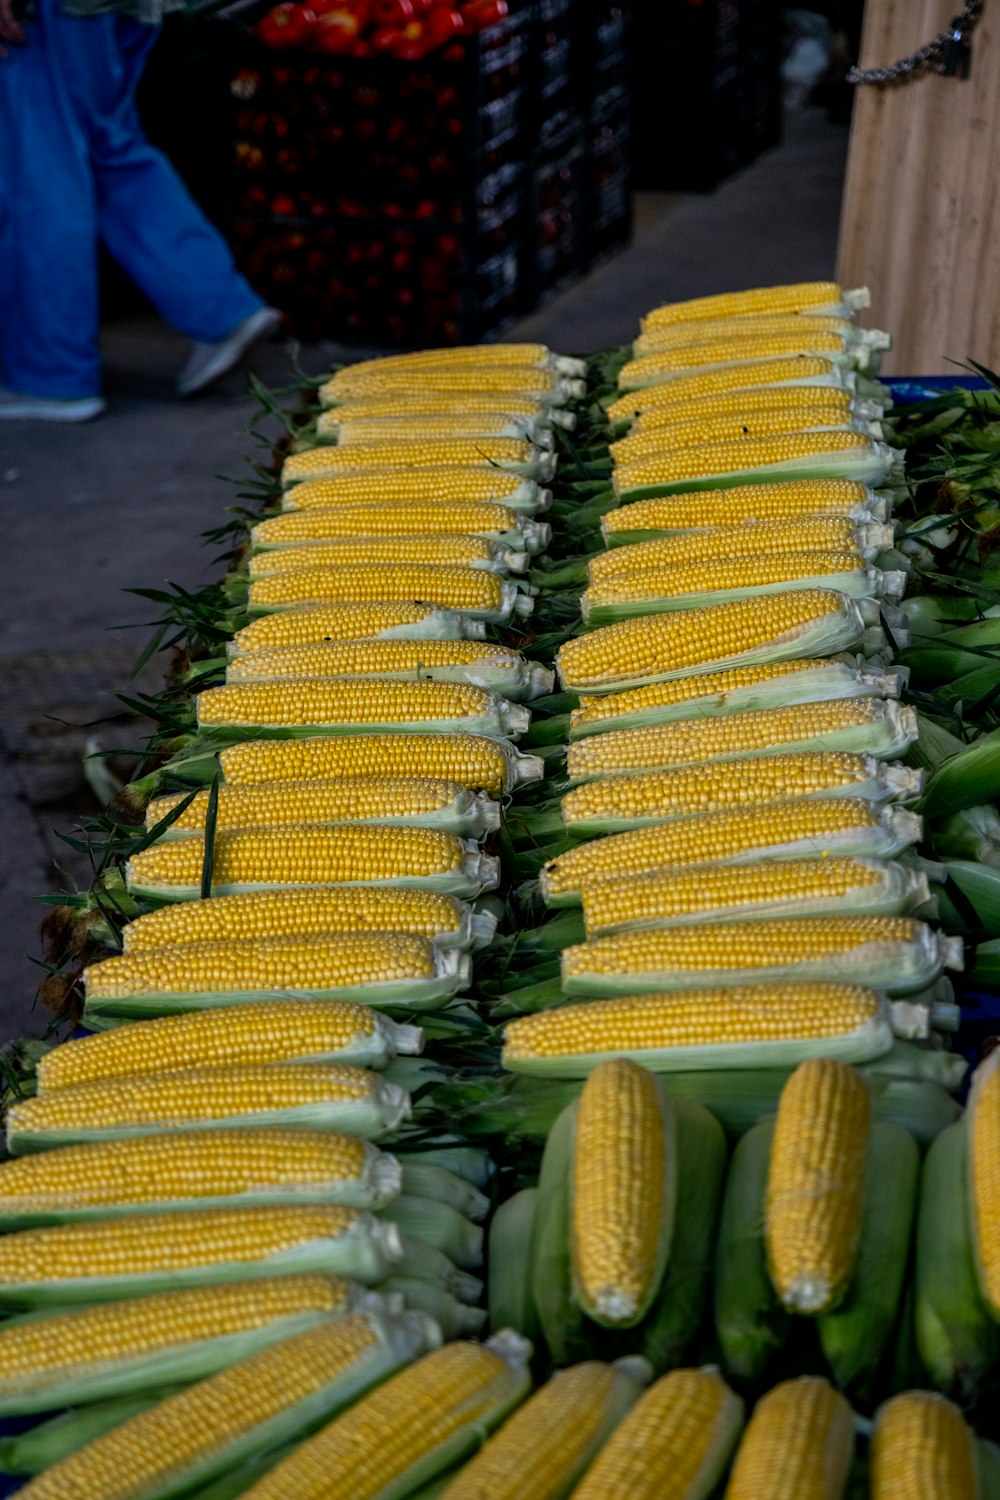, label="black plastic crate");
[527,122,587,298]
[584,104,631,265]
